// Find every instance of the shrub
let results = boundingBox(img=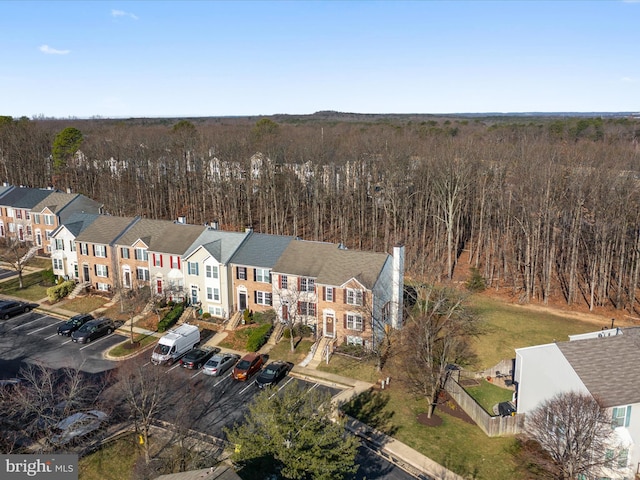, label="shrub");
[282,323,313,339]
[243,309,253,324]
[466,267,486,292]
[246,323,273,352]
[202,312,211,320]
[46,280,75,303]
[157,302,185,332]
